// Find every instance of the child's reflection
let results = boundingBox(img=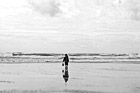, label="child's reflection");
[62,67,69,82]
